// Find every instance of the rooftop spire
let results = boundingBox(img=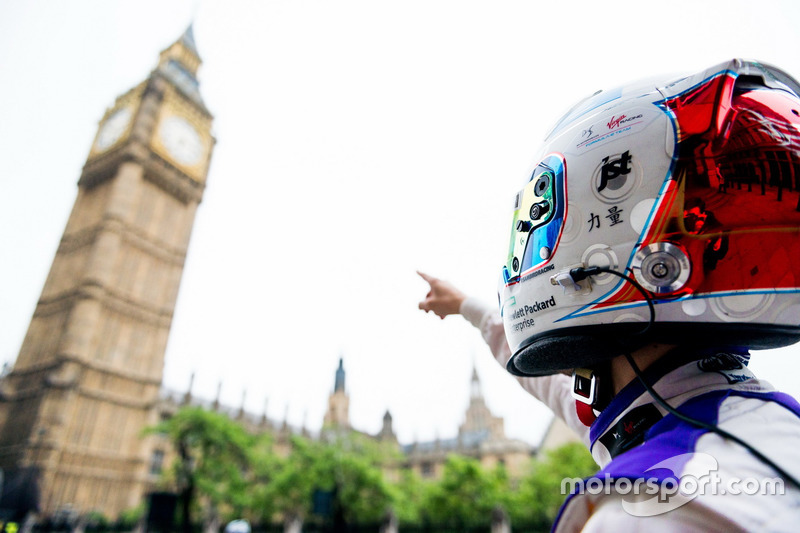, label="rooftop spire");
[470,365,482,400]
[180,24,199,57]
[154,25,207,109]
[158,26,201,73]
[334,357,346,393]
